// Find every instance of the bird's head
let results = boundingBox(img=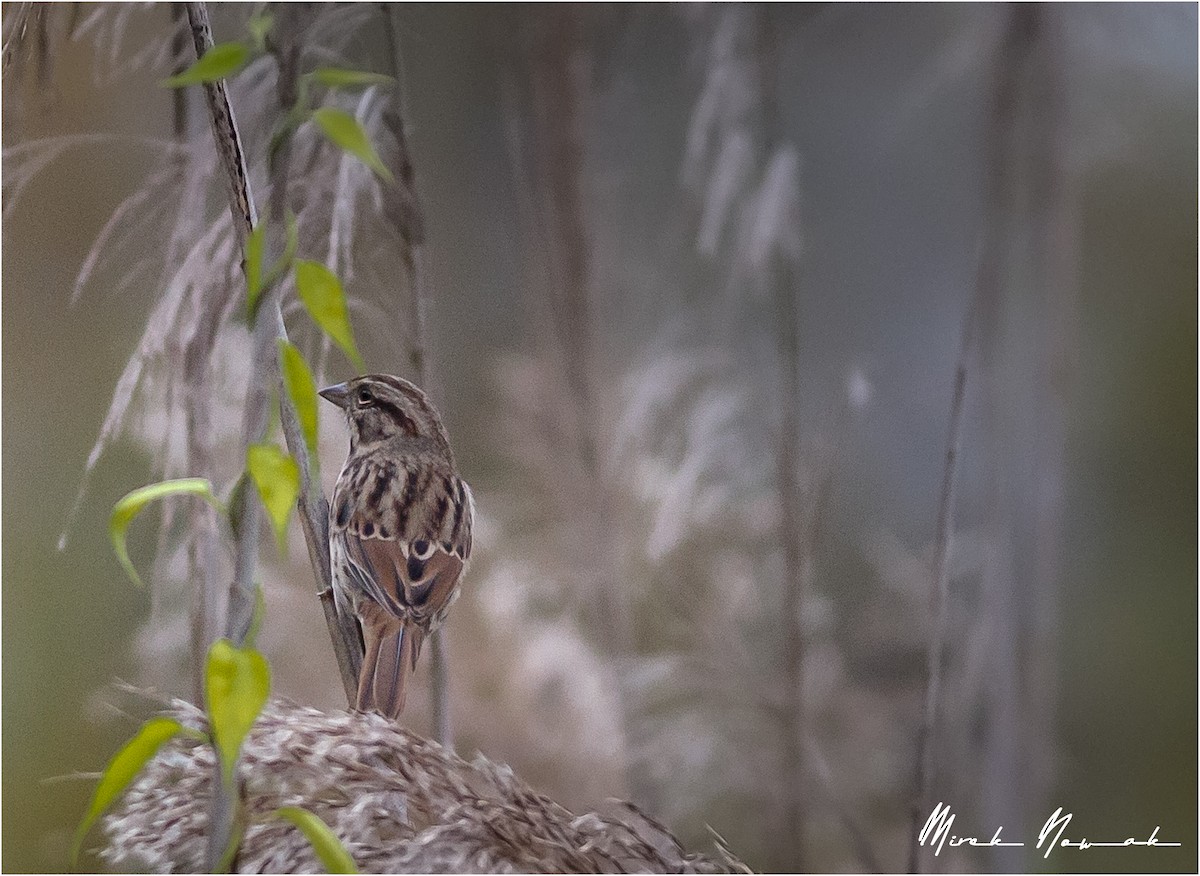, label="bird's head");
[319,374,452,456]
